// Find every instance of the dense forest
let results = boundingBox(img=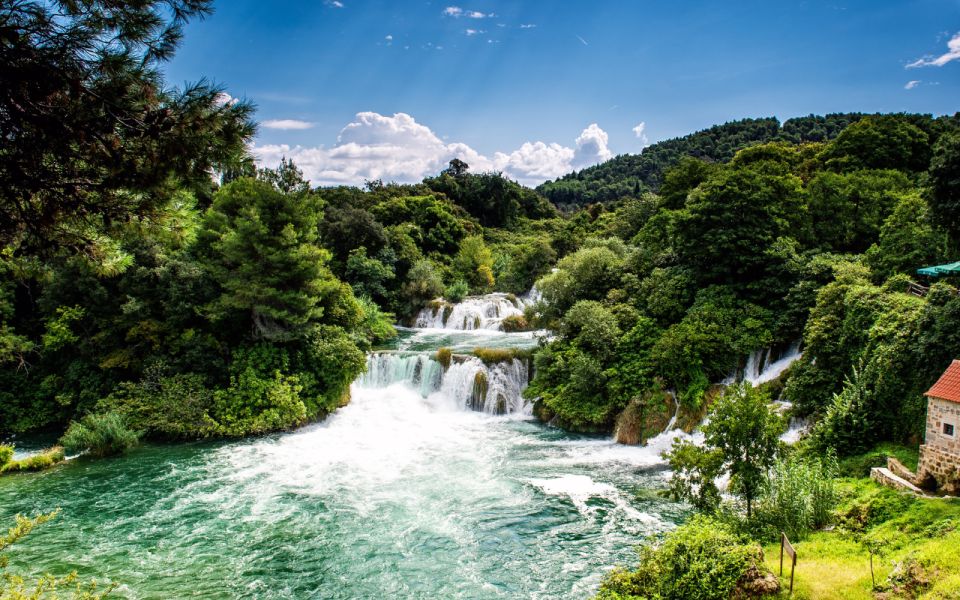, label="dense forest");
[537,113,868,208]
[3,2,960,598]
